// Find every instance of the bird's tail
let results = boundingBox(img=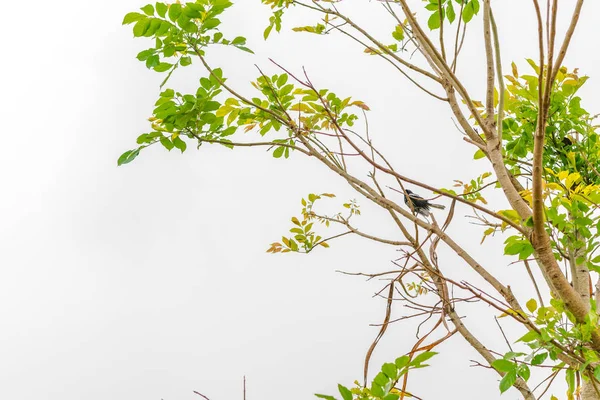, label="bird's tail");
[430,203,446,210]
